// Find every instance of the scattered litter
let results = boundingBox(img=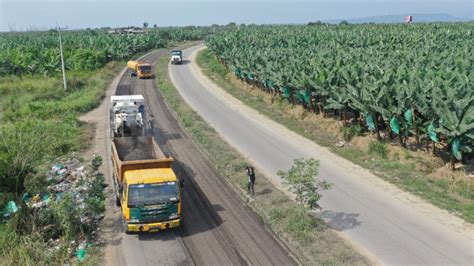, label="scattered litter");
[93,214,105,221]
[76,241,88,261]
[4,156,106,256]
[335,141,346,148]
[51,164,65,173]
[64,158,81,169]
[1,201,18,218]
